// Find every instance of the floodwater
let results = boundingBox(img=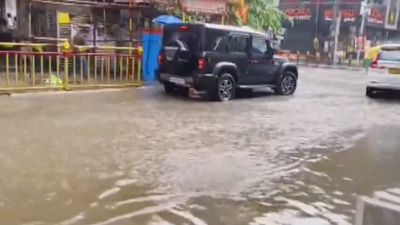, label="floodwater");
[1,68,400,225]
